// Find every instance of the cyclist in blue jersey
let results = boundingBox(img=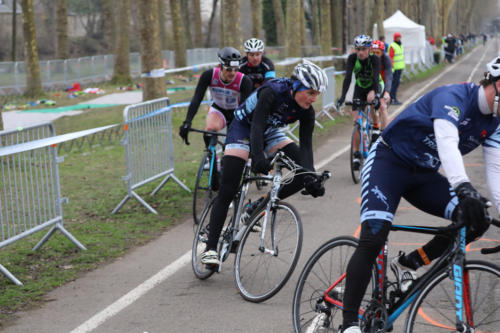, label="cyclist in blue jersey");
[200,60,328,267]
[239,38,276,91]
[340,57,500,333]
